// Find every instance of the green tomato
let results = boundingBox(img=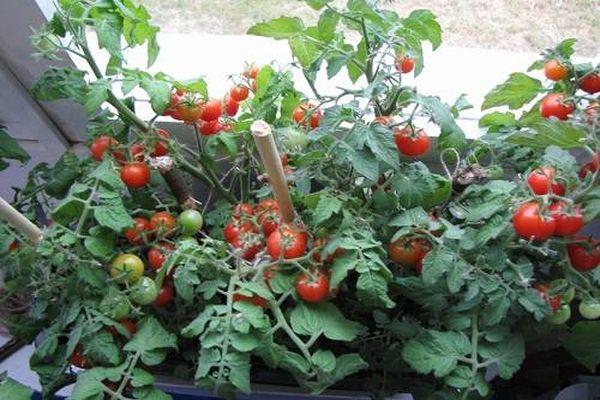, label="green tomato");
[486,165,504,180]
[130,277,158,306]
[178,209,203,236]
[579,301,600,320]
[99,292,130,320]
[547,304,571,325]
[562,287,576,304]
[280,127,309,148]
